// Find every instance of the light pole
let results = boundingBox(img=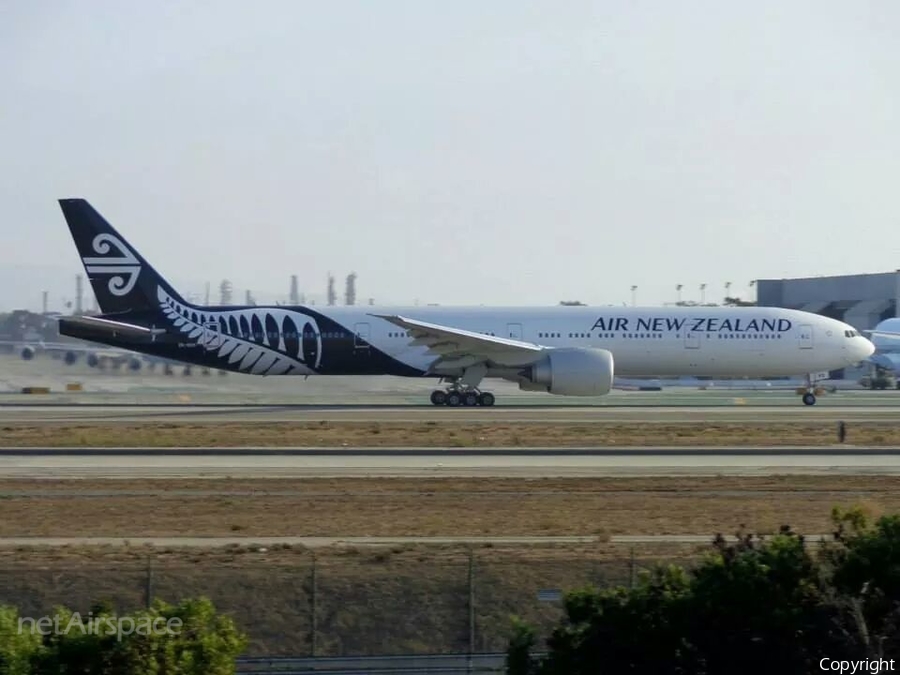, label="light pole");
[676,284,683,304]
[724,281,732,304]
[748,280,757,304]
[631,285,638,307]
[700,283,707,305]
